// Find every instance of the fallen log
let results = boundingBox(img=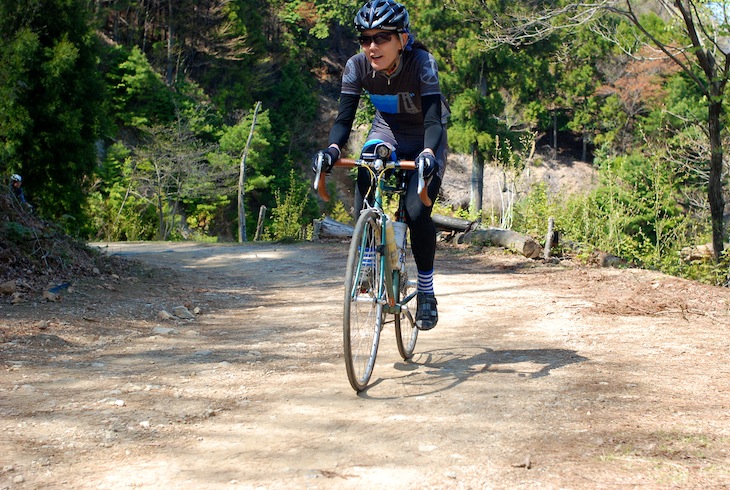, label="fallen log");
[313,217,354,241]
[432,214,476,232]
[463,227,543,259]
